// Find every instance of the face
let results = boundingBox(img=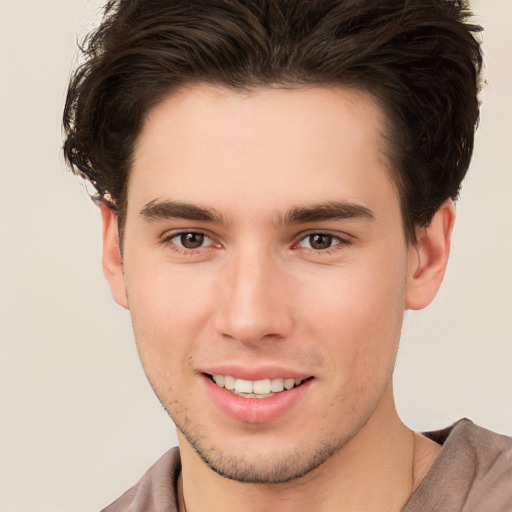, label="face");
[105,85,430,483]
